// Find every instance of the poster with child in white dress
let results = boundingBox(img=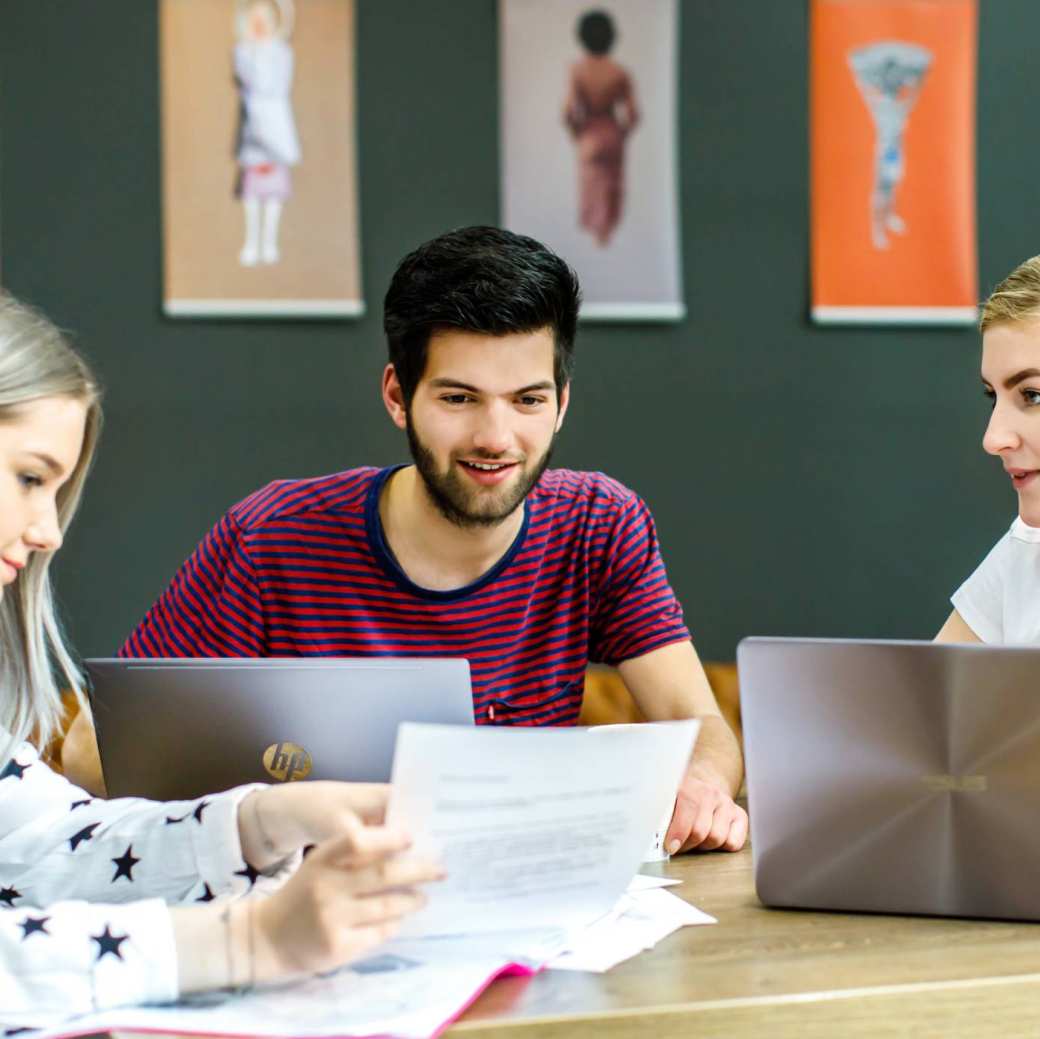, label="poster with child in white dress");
[161,0,362,317]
